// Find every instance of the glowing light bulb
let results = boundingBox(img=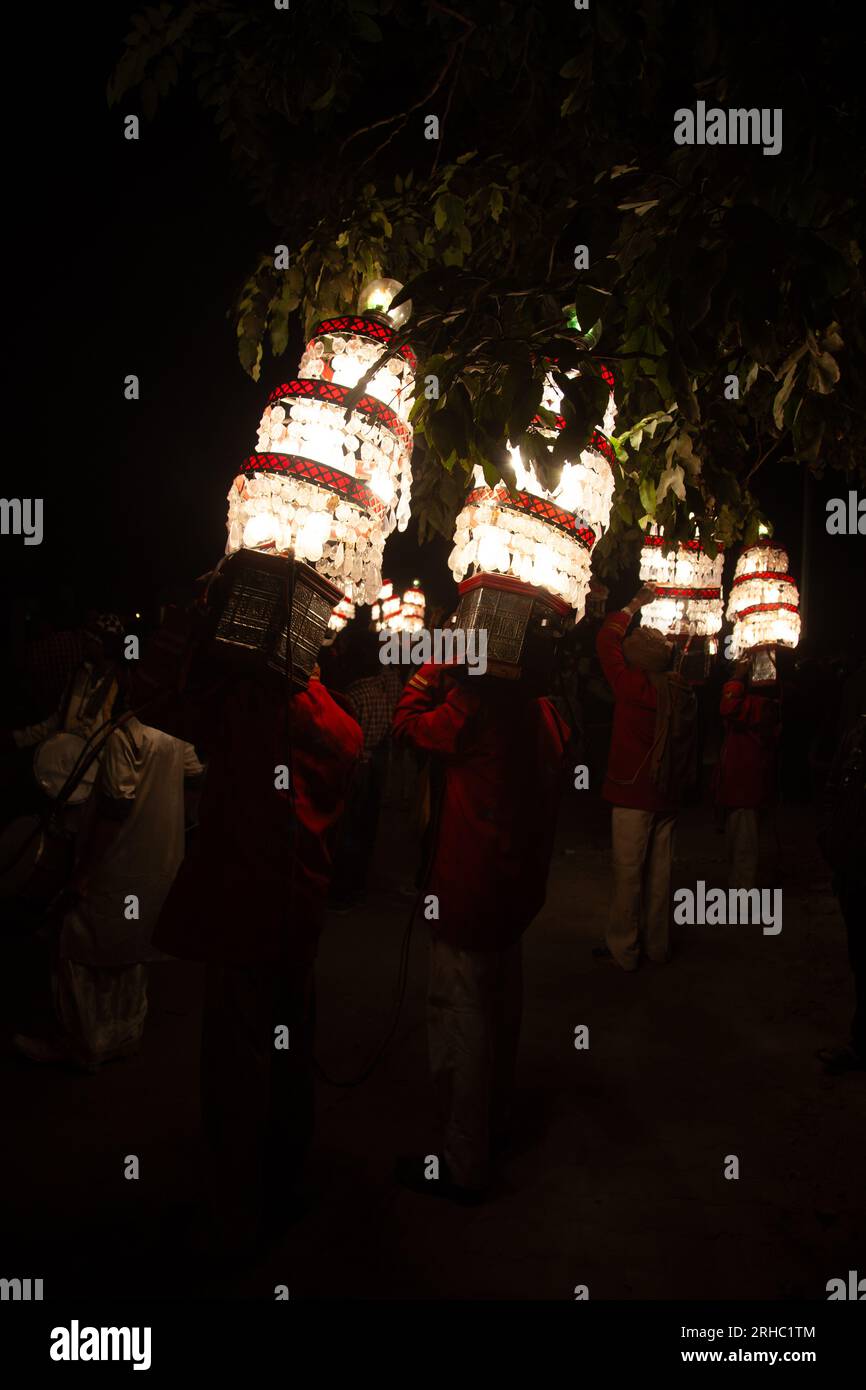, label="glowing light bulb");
[357,277,412,328]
